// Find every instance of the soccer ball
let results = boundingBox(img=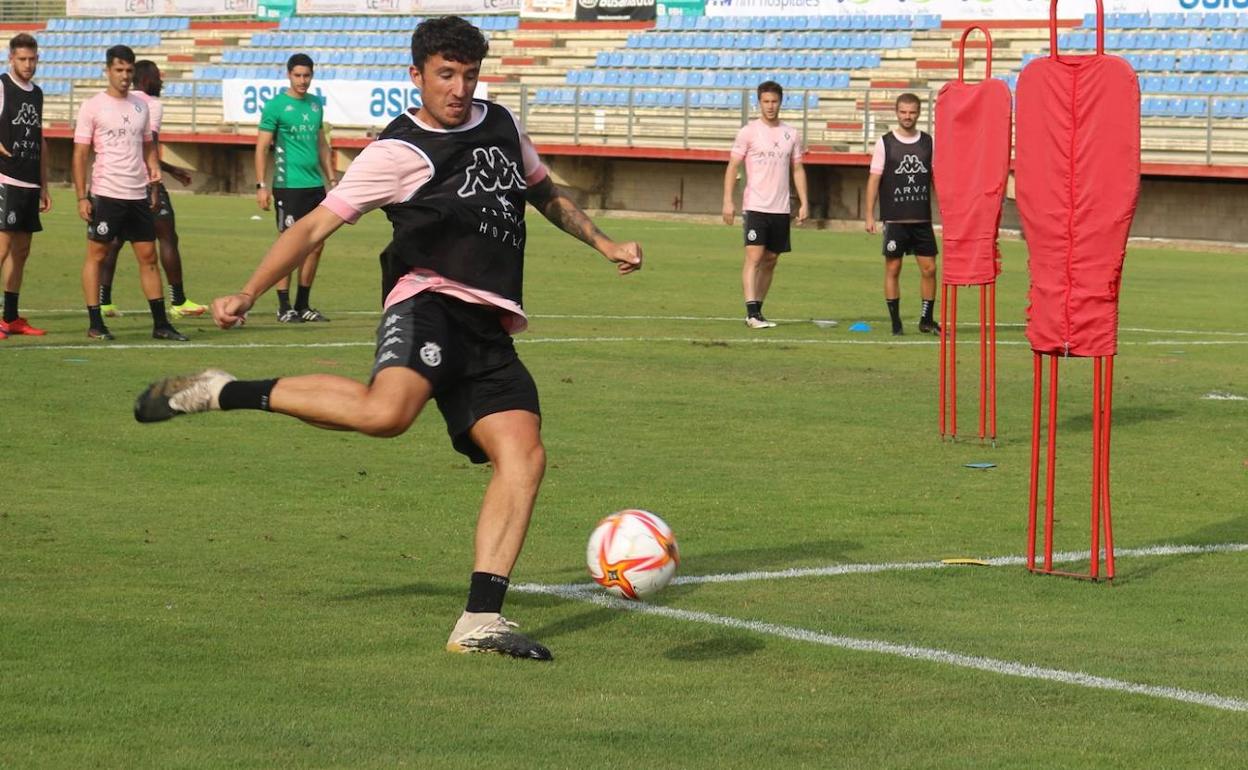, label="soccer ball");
[586,509,679,600]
